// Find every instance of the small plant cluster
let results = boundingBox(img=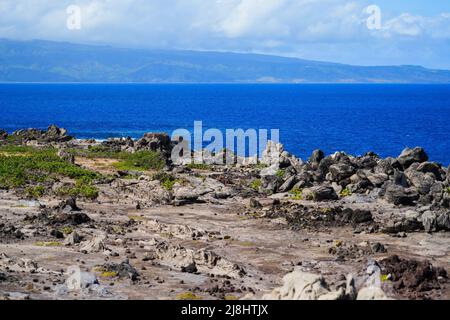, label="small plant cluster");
[340,188,352,197]
[57,177,99,200]
[152,172,178,191]
[289,187,303,200]
[113,151,165,171]
[187,163,211,170]
[250,179,262,191]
